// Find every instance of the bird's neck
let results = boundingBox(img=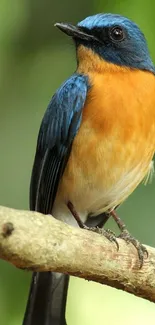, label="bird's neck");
[77,45,133,75]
